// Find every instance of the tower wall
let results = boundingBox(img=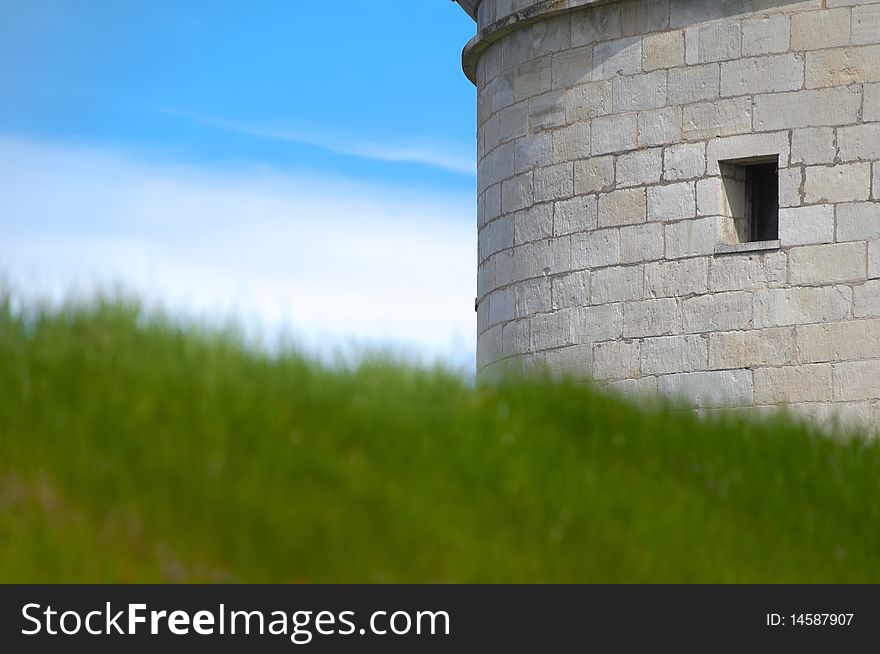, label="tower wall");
[465,0,880,427]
